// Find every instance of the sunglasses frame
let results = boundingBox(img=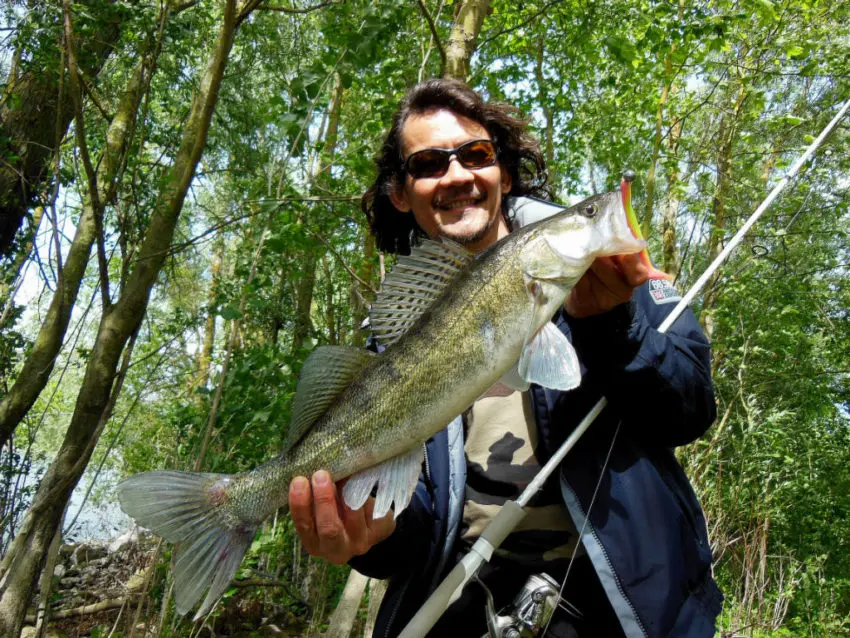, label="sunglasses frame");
[402,139,498,179]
